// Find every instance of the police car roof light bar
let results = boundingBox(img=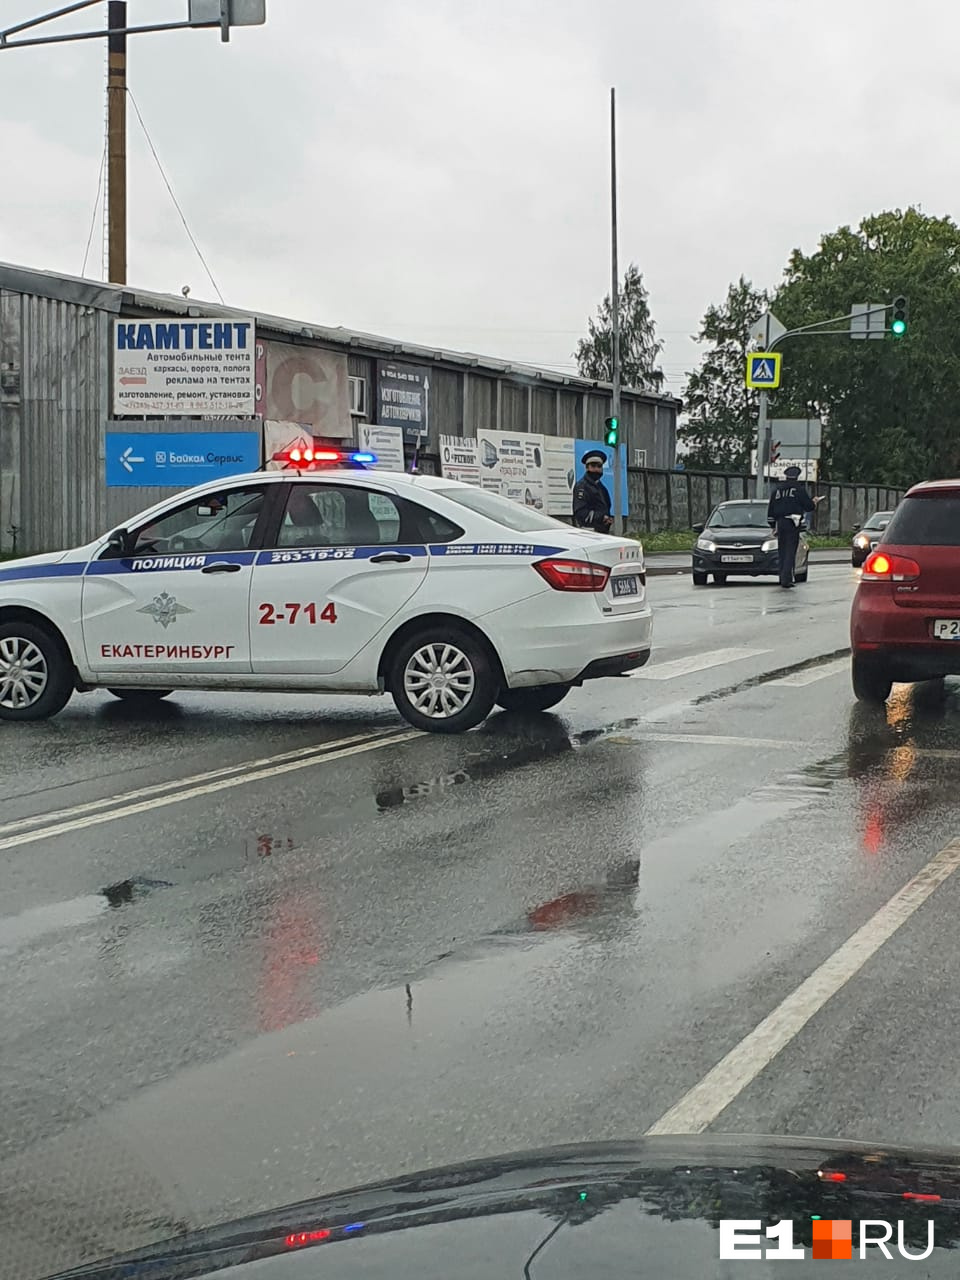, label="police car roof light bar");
[269,448,377,472]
